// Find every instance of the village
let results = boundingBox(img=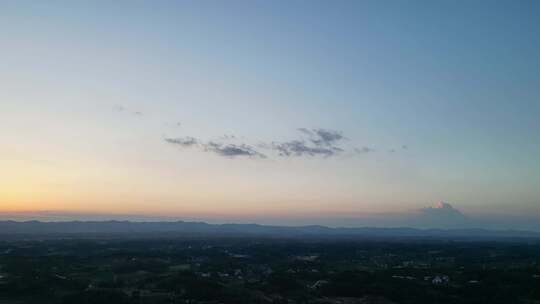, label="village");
[0,237,539,304]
